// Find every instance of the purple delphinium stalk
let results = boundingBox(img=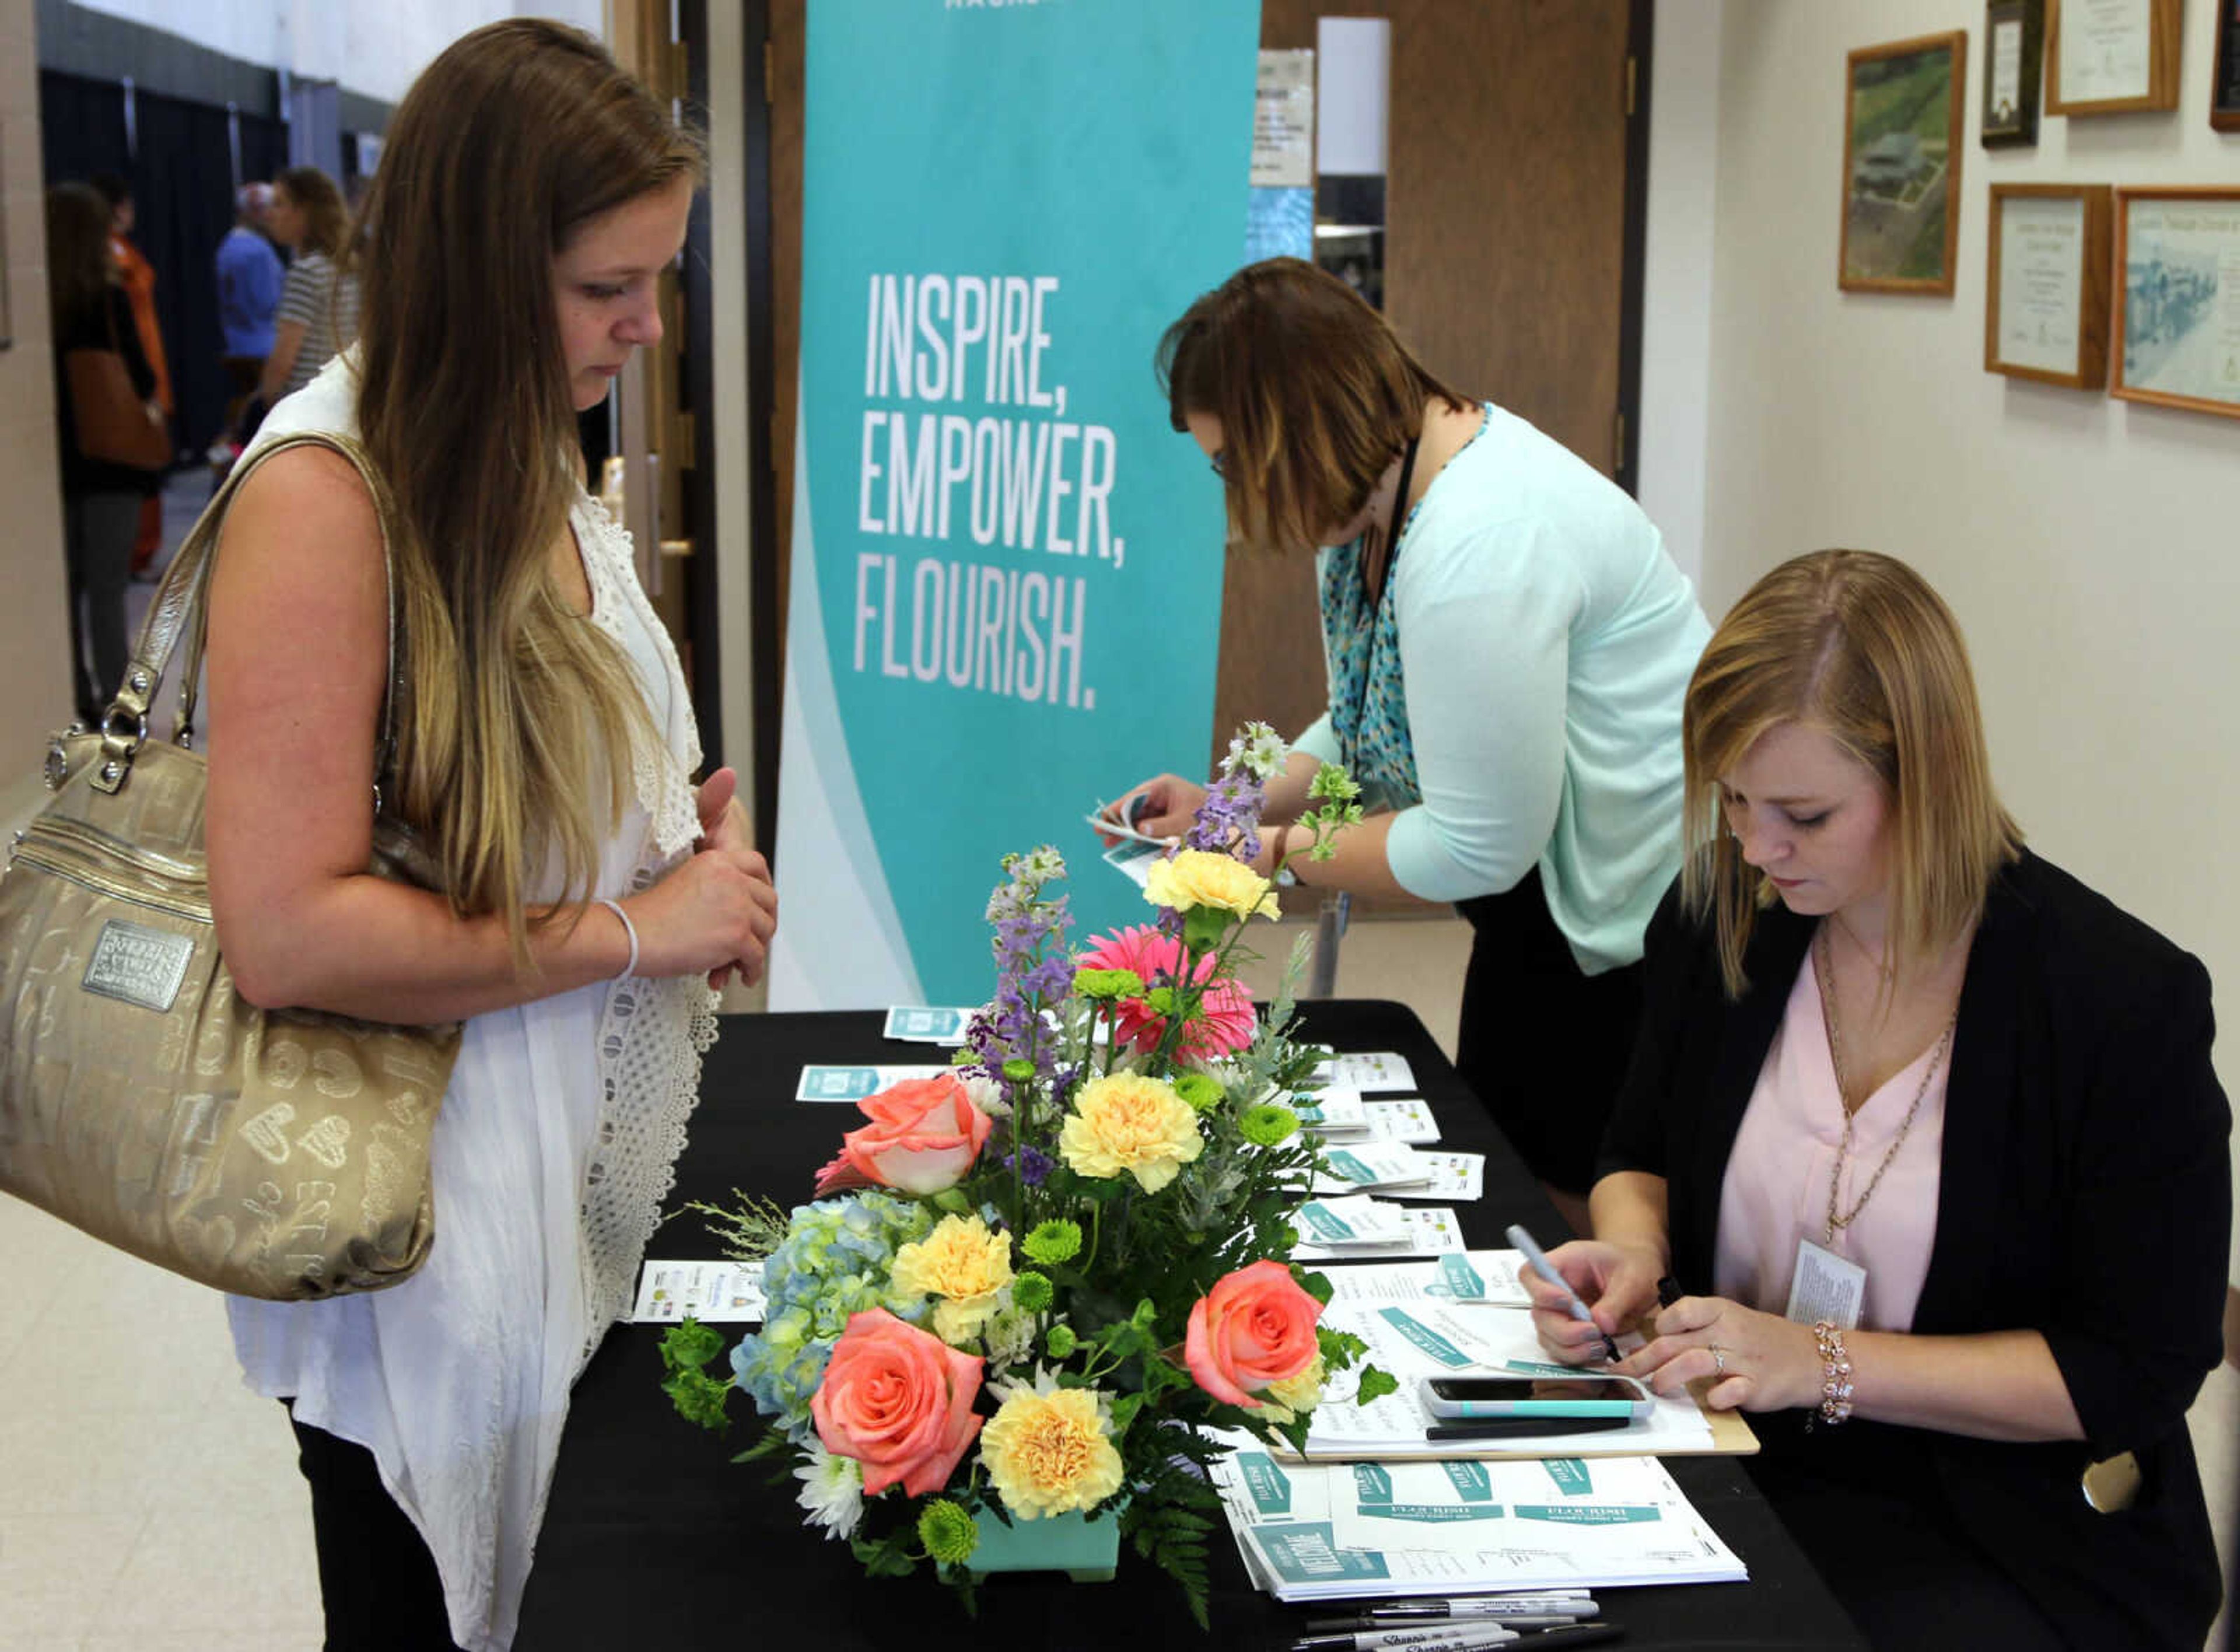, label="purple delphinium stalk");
[1185,767,1267,859]
[1002,1145,1055,1187]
